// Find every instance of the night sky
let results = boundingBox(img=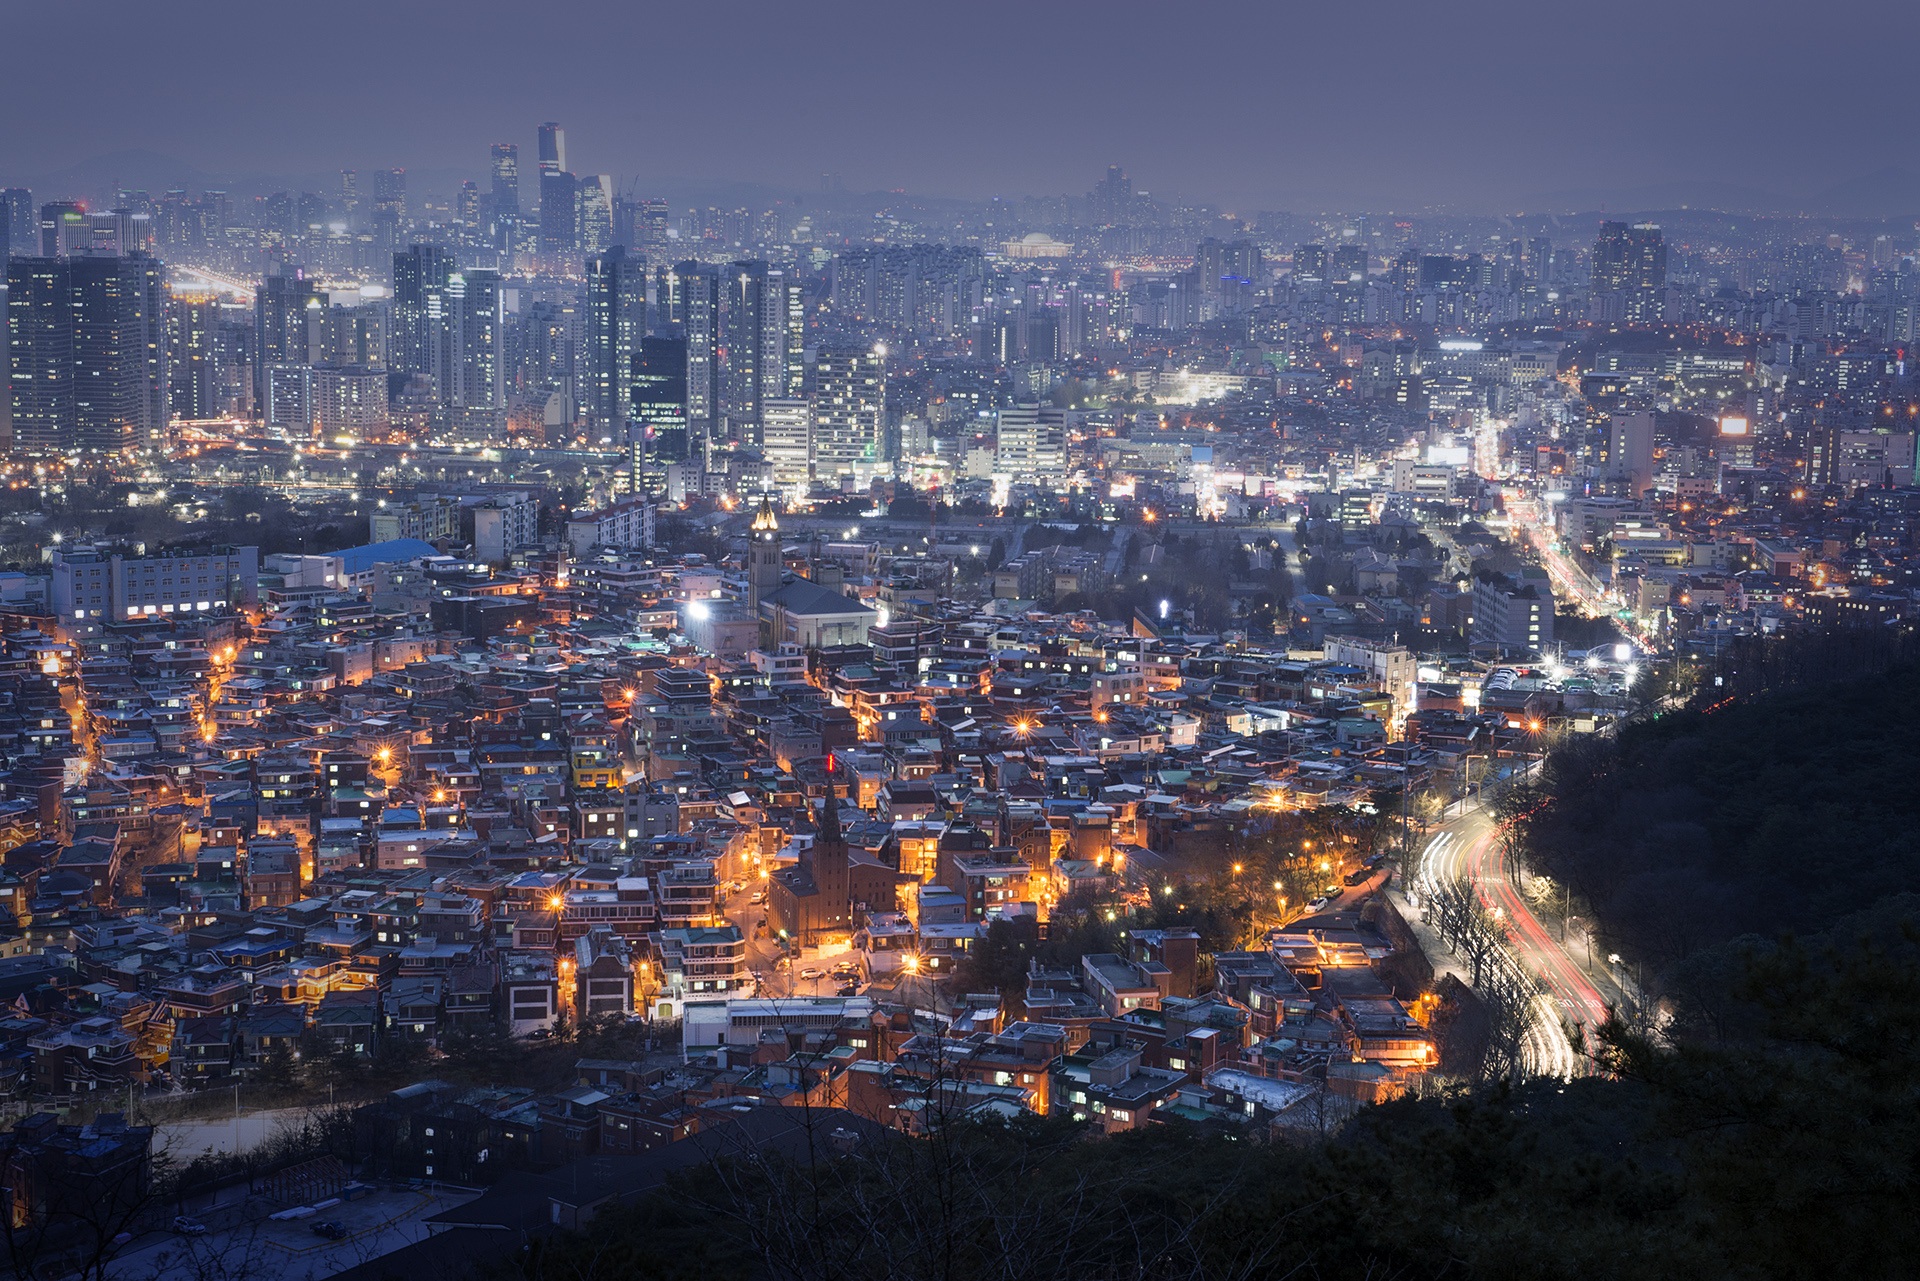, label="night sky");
[2,0,1916,211]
